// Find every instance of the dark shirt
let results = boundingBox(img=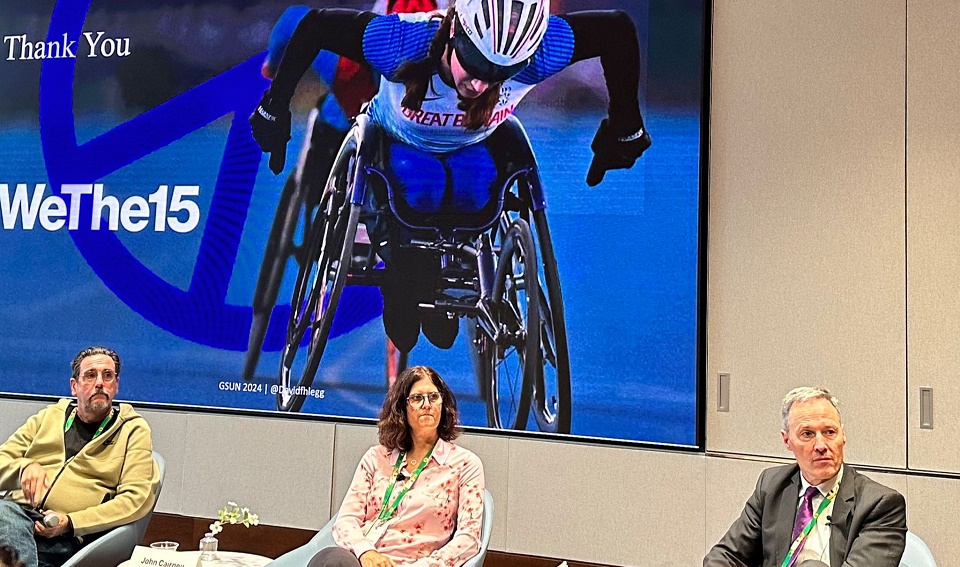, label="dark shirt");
[63,404,117,461]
